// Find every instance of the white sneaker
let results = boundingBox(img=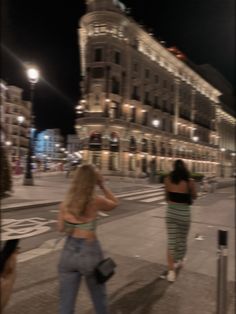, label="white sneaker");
[167,270,176,282]
[98,211,109,217]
